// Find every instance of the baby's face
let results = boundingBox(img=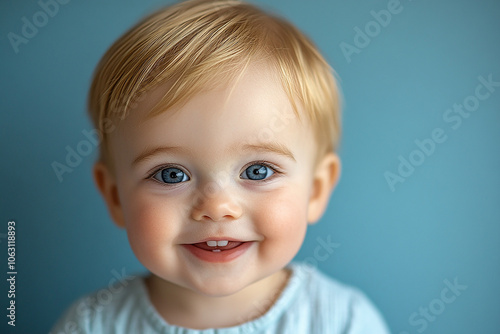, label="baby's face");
[106,61,321,296]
